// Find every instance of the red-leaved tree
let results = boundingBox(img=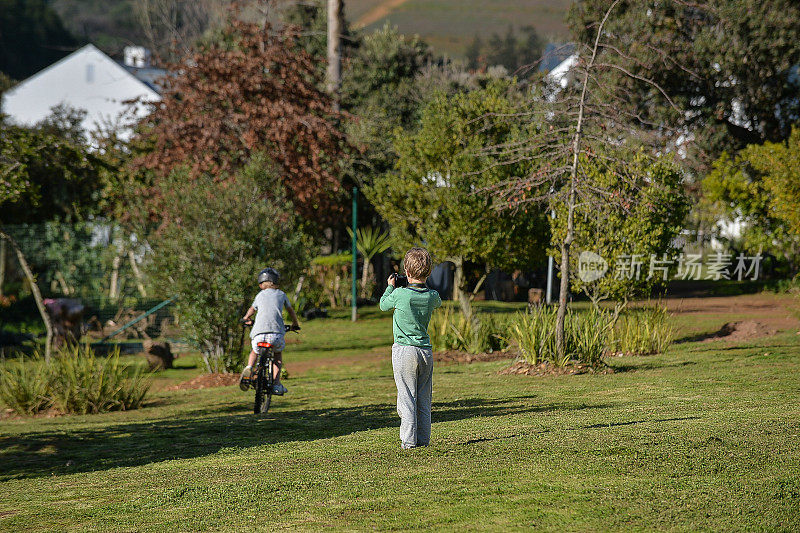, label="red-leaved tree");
[132,16,347,224]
